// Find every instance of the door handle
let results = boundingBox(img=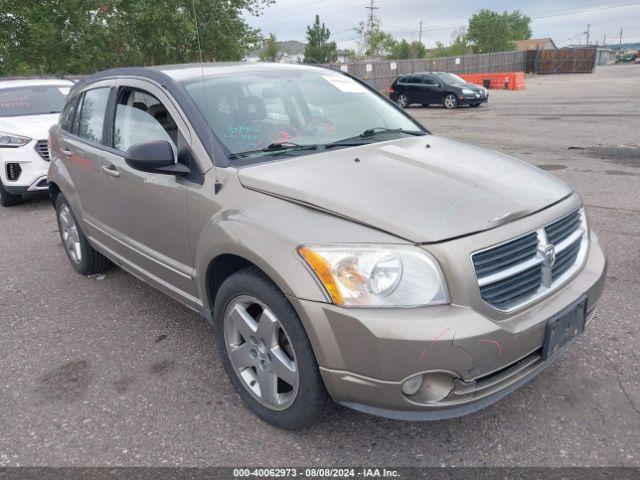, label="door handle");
[102,165,121,177]
[60,148,73,156]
